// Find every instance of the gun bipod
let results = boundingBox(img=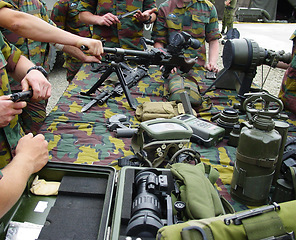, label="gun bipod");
[81,62,142,111]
